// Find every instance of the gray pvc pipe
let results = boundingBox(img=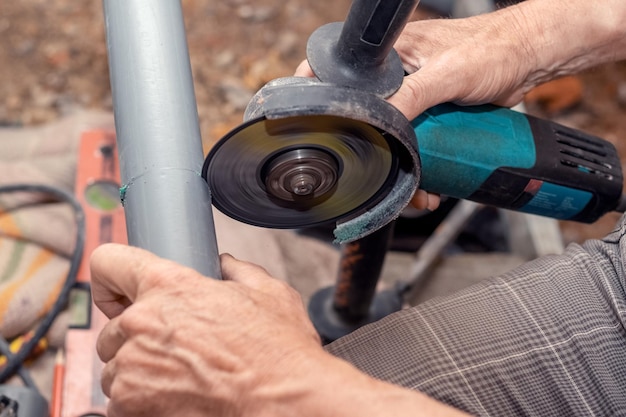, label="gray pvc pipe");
[103,0,221,278]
